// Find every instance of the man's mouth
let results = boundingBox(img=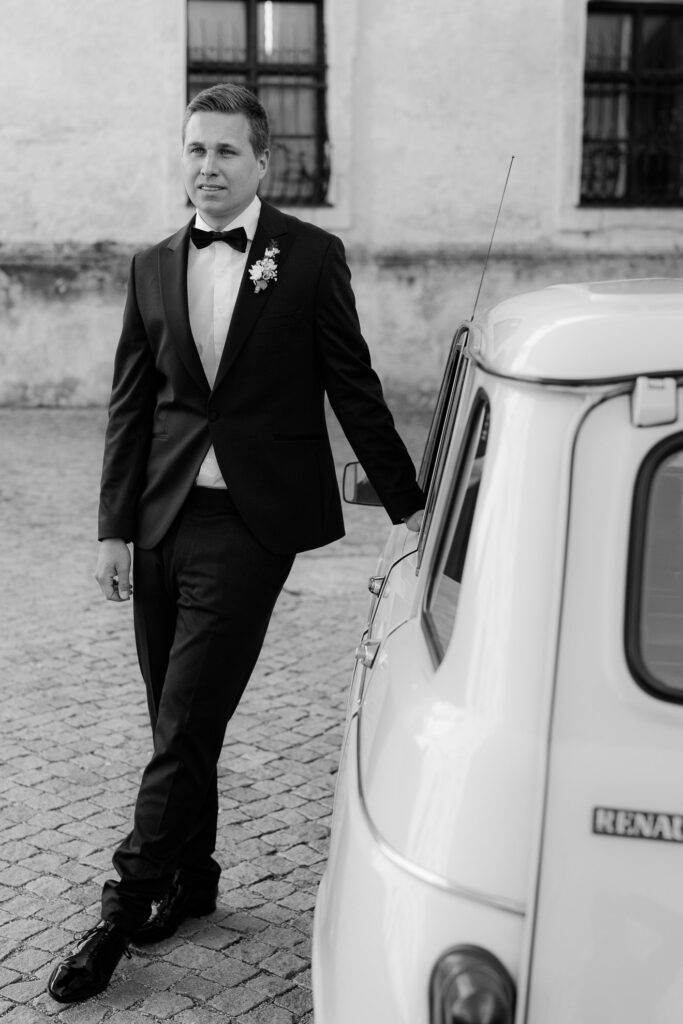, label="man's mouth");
[198,185,223,191]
